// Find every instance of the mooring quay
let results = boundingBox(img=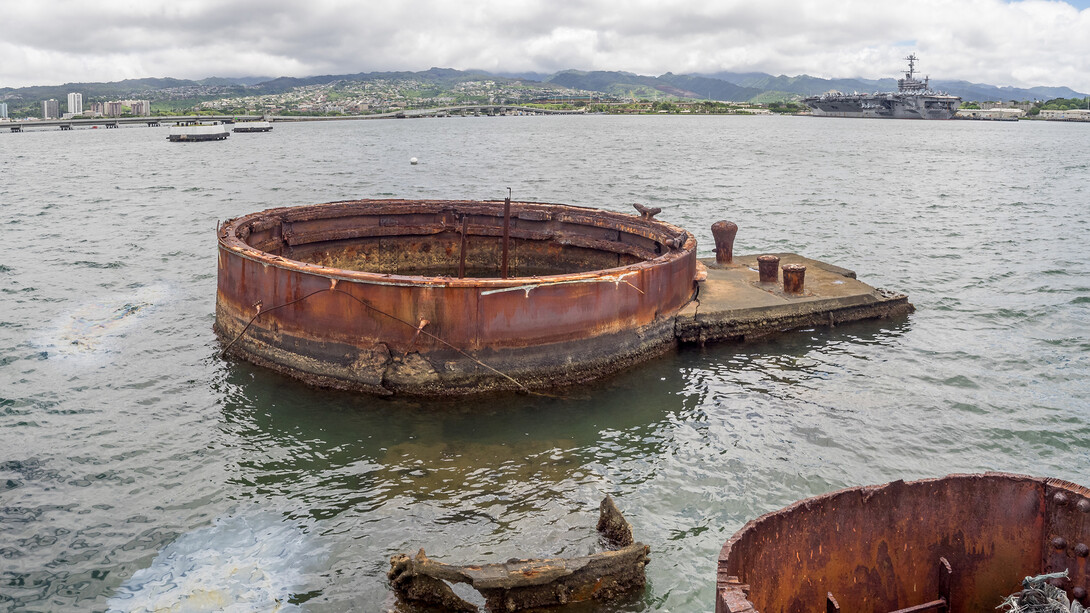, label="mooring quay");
[678,252,911,346]
[215,199,911,396]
